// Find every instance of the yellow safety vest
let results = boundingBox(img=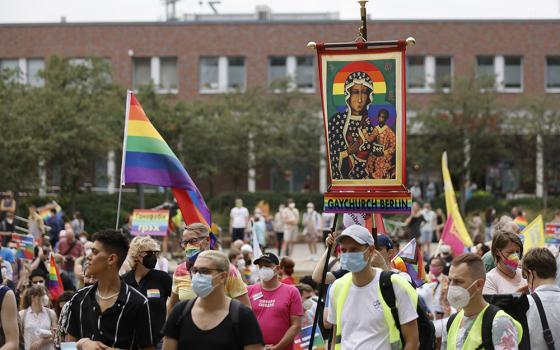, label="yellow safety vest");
[332,270,418,350]
[447,305,523,350]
